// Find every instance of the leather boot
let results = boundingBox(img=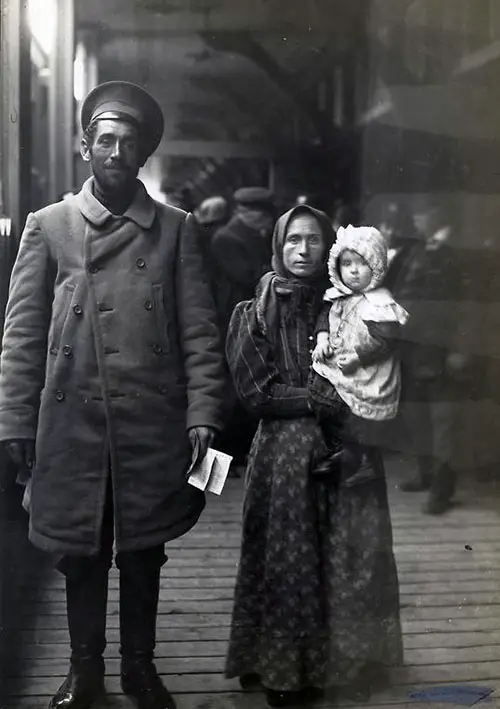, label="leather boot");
[425,463,455,514]
[400,456,433,492]
[121,654,176,709]
[49,550,110,709]
[118,545,174,708]
[48,656,105,709]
